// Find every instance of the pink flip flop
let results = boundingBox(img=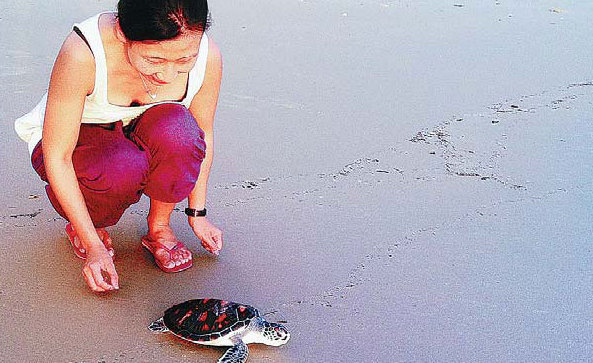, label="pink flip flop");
[65,223,115,260]
[141,236,193,273]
